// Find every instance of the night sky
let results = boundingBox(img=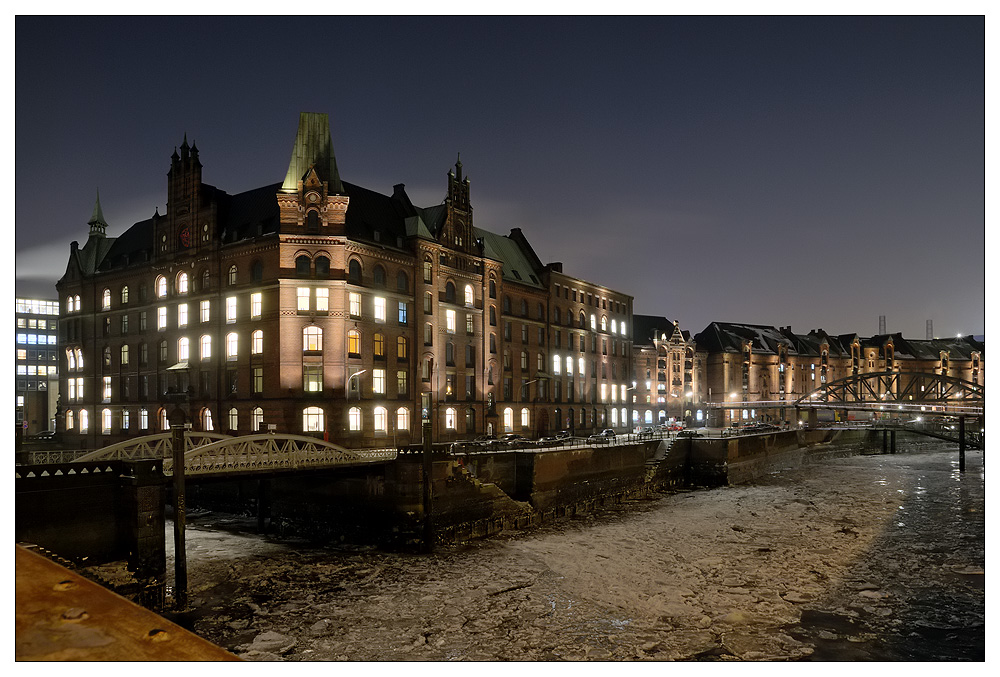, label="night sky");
[14,15,985,339]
